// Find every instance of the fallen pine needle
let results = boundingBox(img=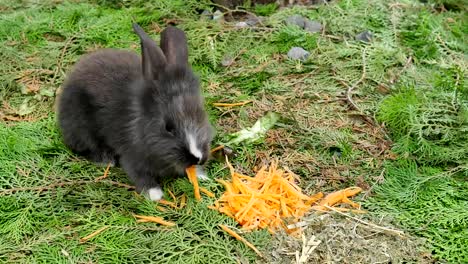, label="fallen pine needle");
[213,101,251,107]
[219,224,263,258]
[95,163,111,181]
[200,187,215,198]
[186,166,201,200]
[133,214,176,227]
[79,226,109,243]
